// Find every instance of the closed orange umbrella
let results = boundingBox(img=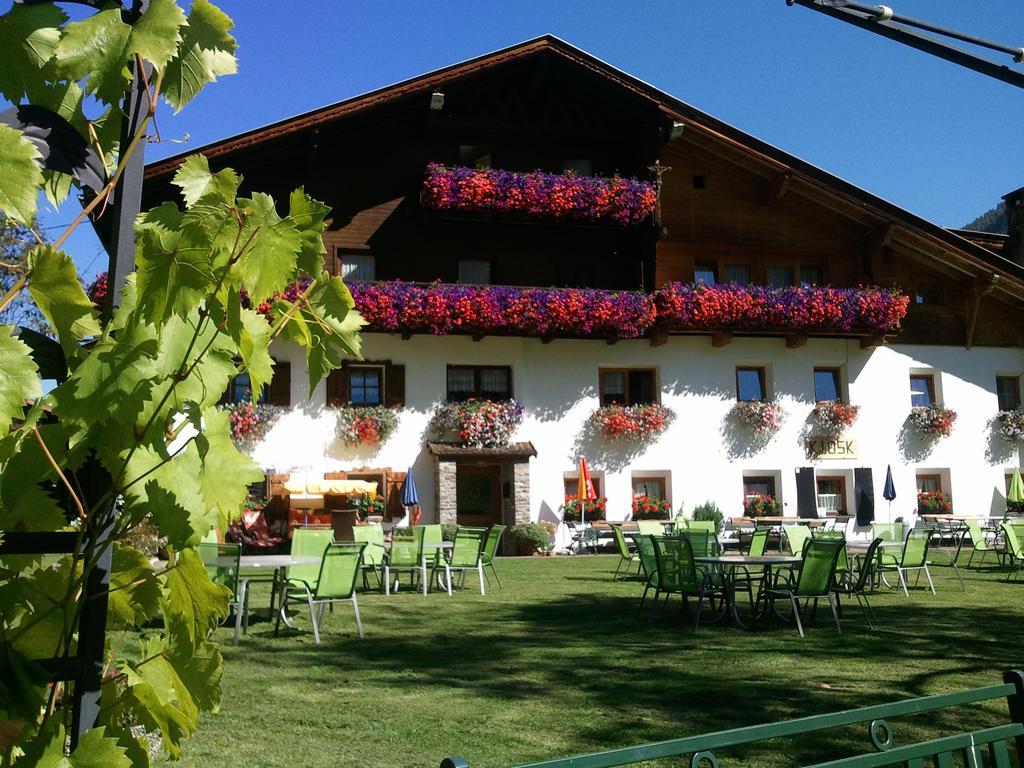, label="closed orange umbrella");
[578,457,596,524]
